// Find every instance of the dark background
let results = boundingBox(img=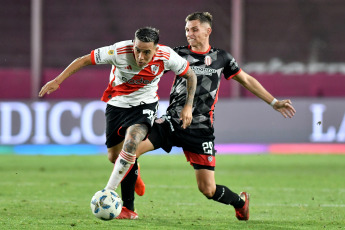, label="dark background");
[1,0,344,99]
